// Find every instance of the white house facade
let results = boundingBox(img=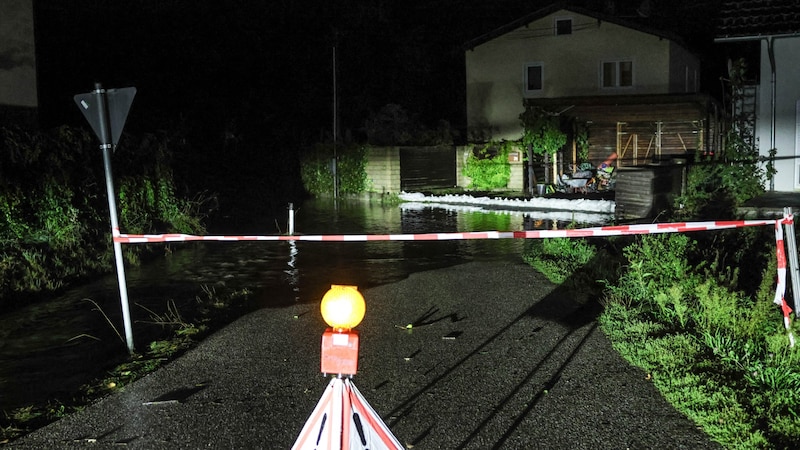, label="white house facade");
[759,36,800,191]
[465,4,700,142]
[716,0,800,192]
